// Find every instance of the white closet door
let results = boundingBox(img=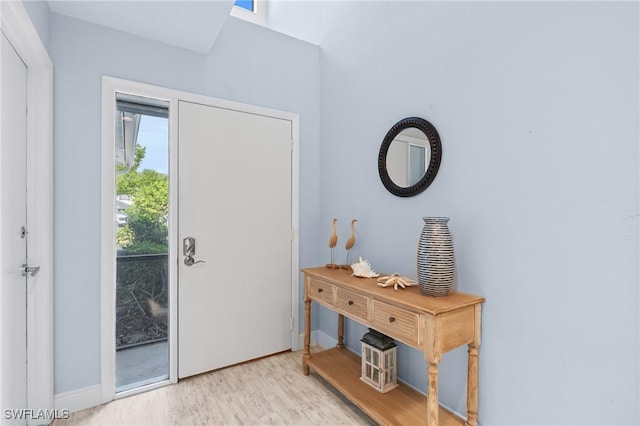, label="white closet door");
[0,31,28,423]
